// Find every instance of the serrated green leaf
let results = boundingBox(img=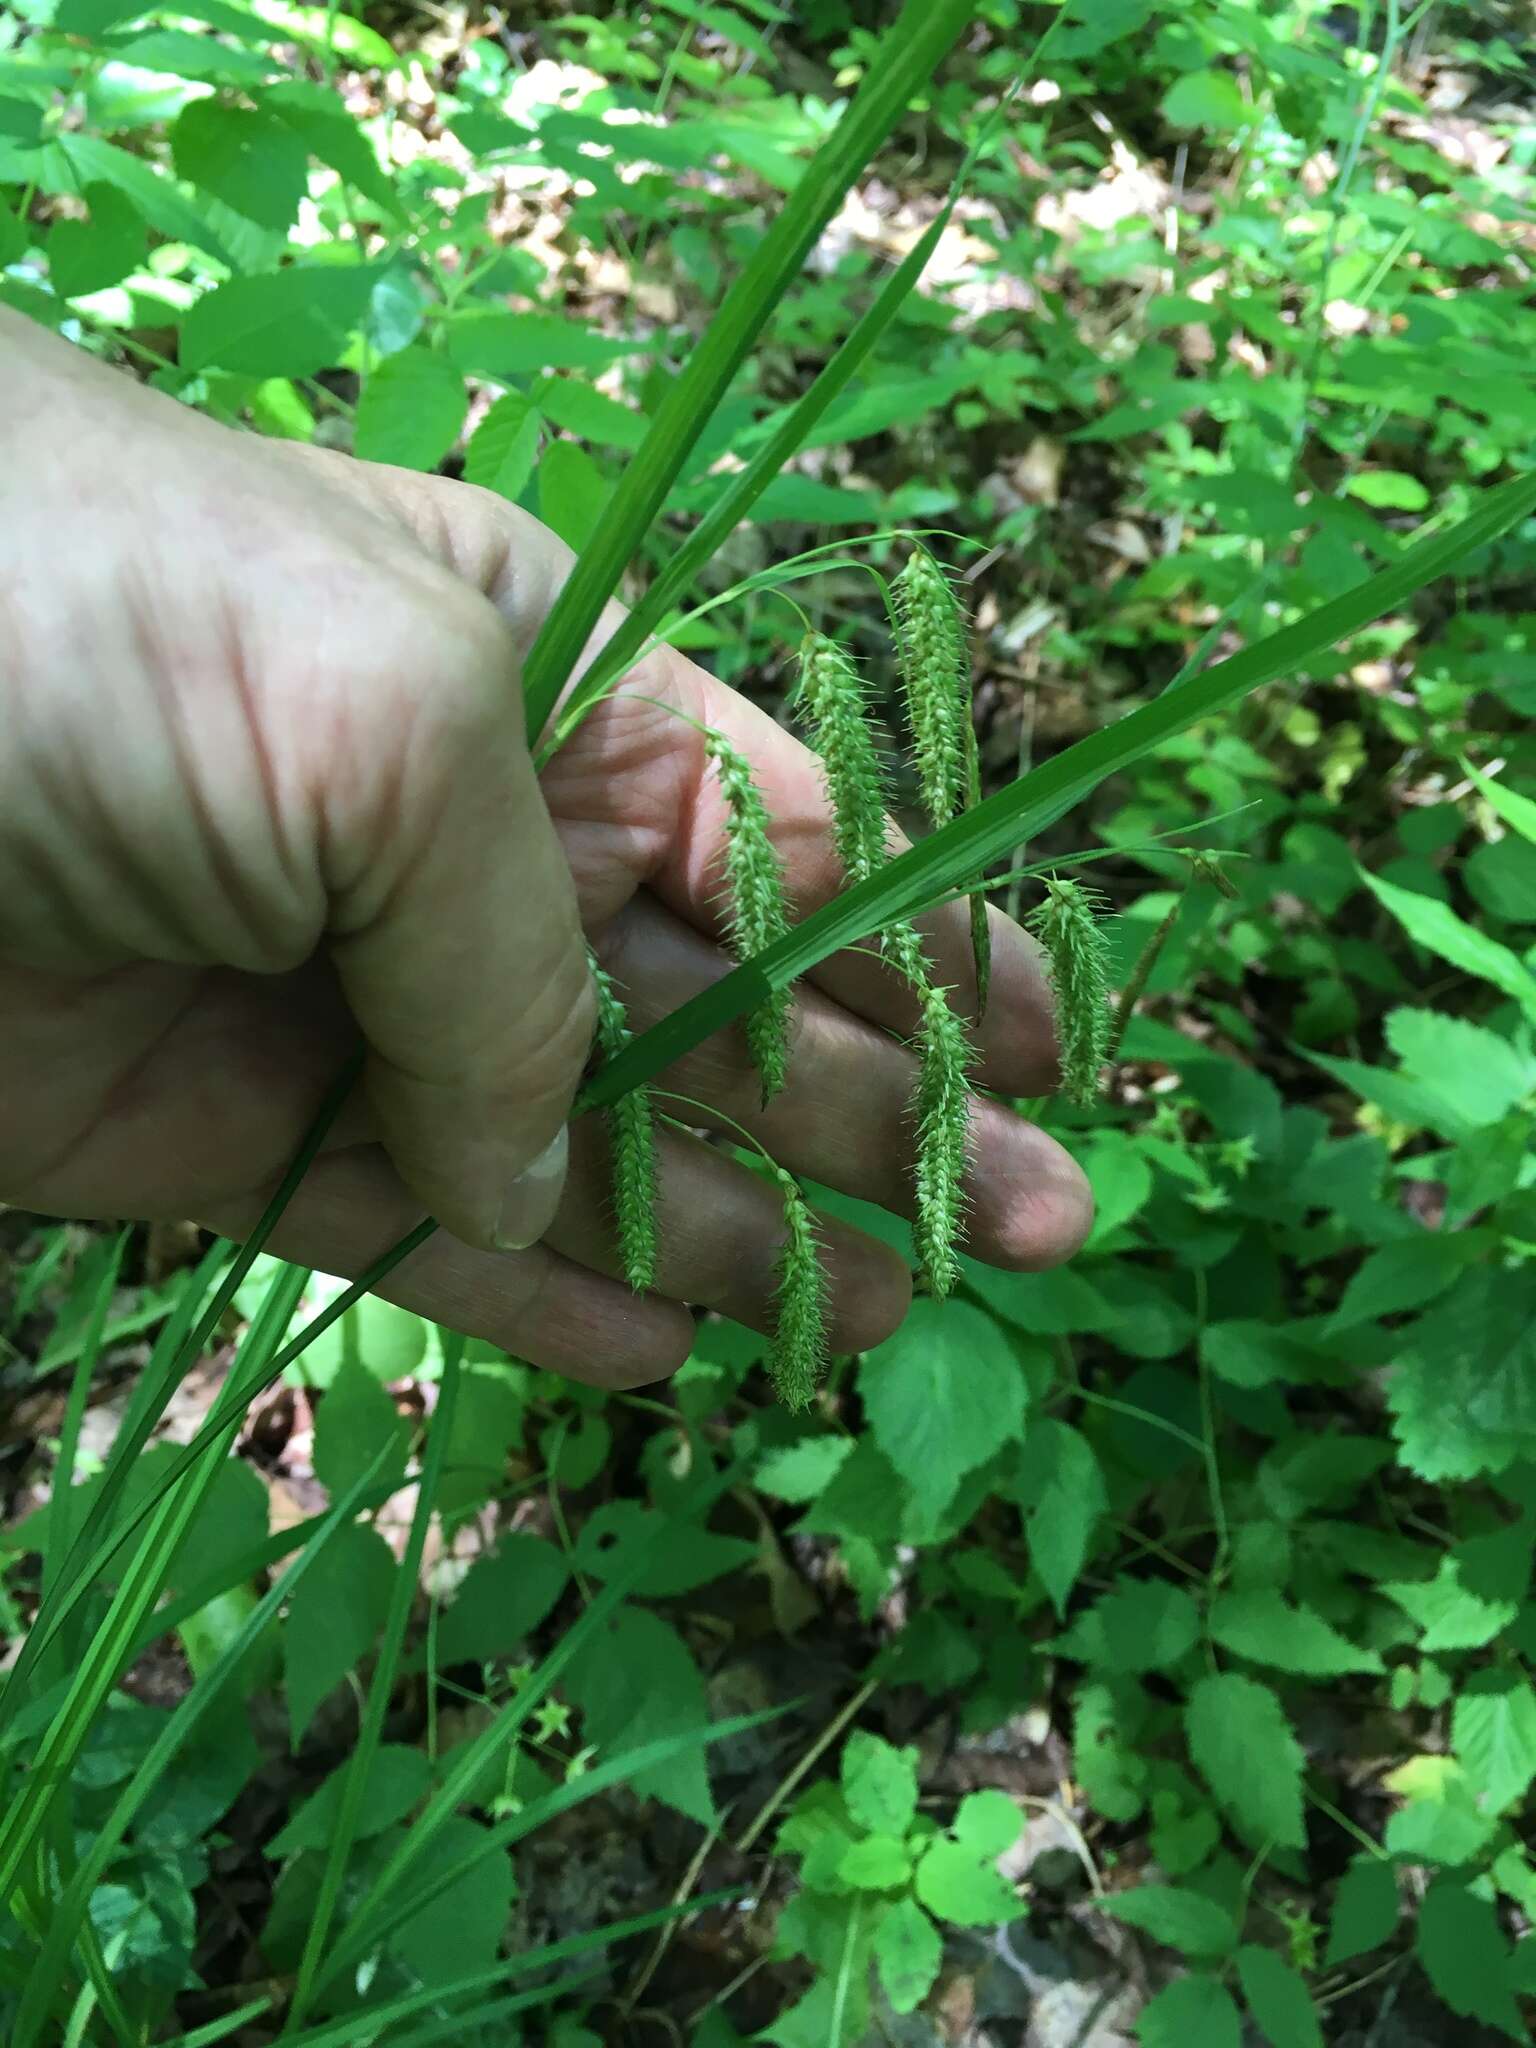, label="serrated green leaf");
[268,1744,431,1857]
[1056,1577,1201,1674]
[537,376,648,448]
[181,263,378,377]
[353,348,467,471]
[1209,1589,1382,1677]
[1100,1884,1238,1957]
[172,99,308,230]
[913,1837,1017,1926]
[539,439,609,553]
[1361,870,1536,1018]
[1325,1855,1399,1967]
[284,1523,396,1746]
[1236,1945,1323,2048]
[873,1896,942,2015]
[1387,1271,1536,1482]
[841,1730,918,1837]
[859,1299,1027,1529]
[1136,1974,1242,2048]
[47,181,146,298]
[1186,1674,1305,1850]
[564,1606,715,1825]
[312,1356,410,1504]
[1012,1419,1106,1618]
[1453,1673,1536,1815]
[755,1436,852,1503]
[463,391,542,501]
[572,1503,754,1596]
[952,1789,1022,1859]
[1074,1679,1148,1822]
[1416,1877,1524,2038]
[1383,1008,1535,1129]
[57,131,234,266]
[1328,1232,1484,1335]
[436,1533,567,1667]
[838,1833,911,1888]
